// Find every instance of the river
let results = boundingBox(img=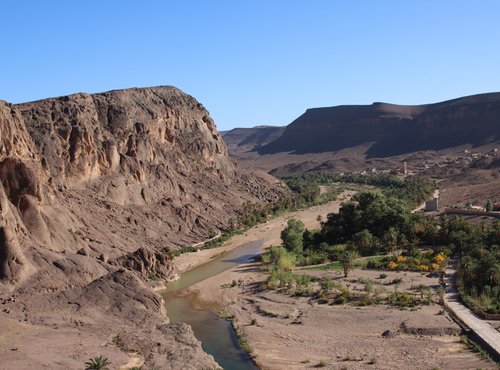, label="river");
[162,240,264,370]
